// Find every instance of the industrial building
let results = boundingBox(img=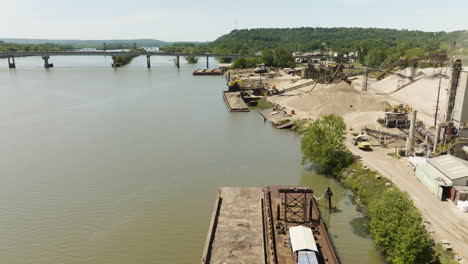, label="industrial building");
[416,155,468,201]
